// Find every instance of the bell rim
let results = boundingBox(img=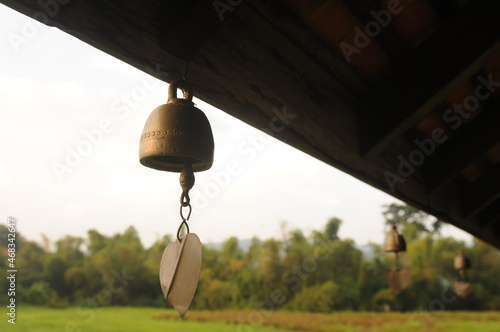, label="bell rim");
[140,155,213,172]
